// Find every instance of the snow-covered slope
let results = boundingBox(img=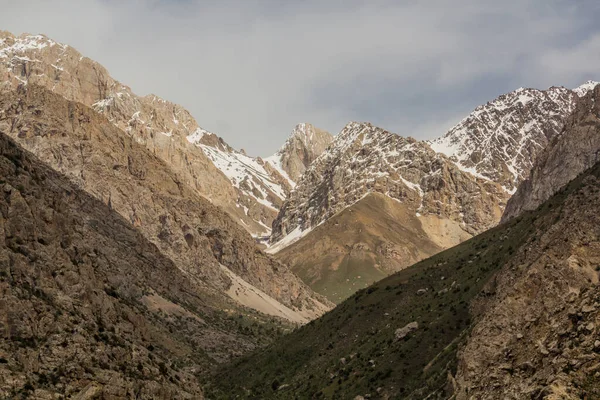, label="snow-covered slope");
[183,123,332,235]
[429,82,599,192]
[186,130,292,234]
